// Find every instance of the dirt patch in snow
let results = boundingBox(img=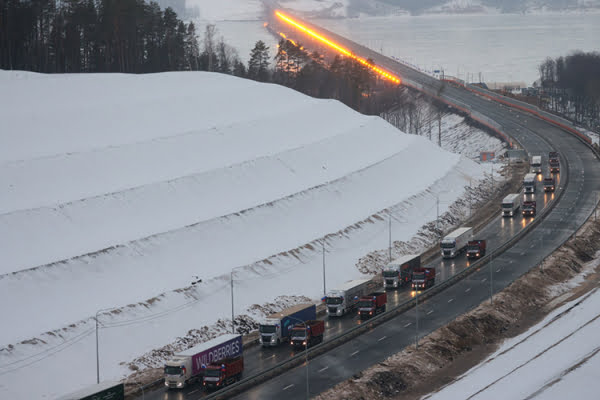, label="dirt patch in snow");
[315,212,600,400]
